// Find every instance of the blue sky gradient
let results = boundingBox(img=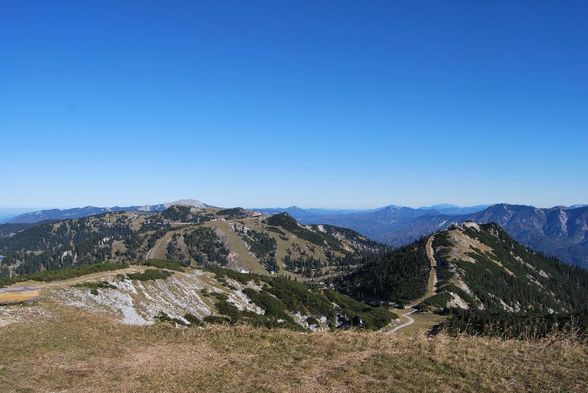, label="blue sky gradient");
[1,1,587,208]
